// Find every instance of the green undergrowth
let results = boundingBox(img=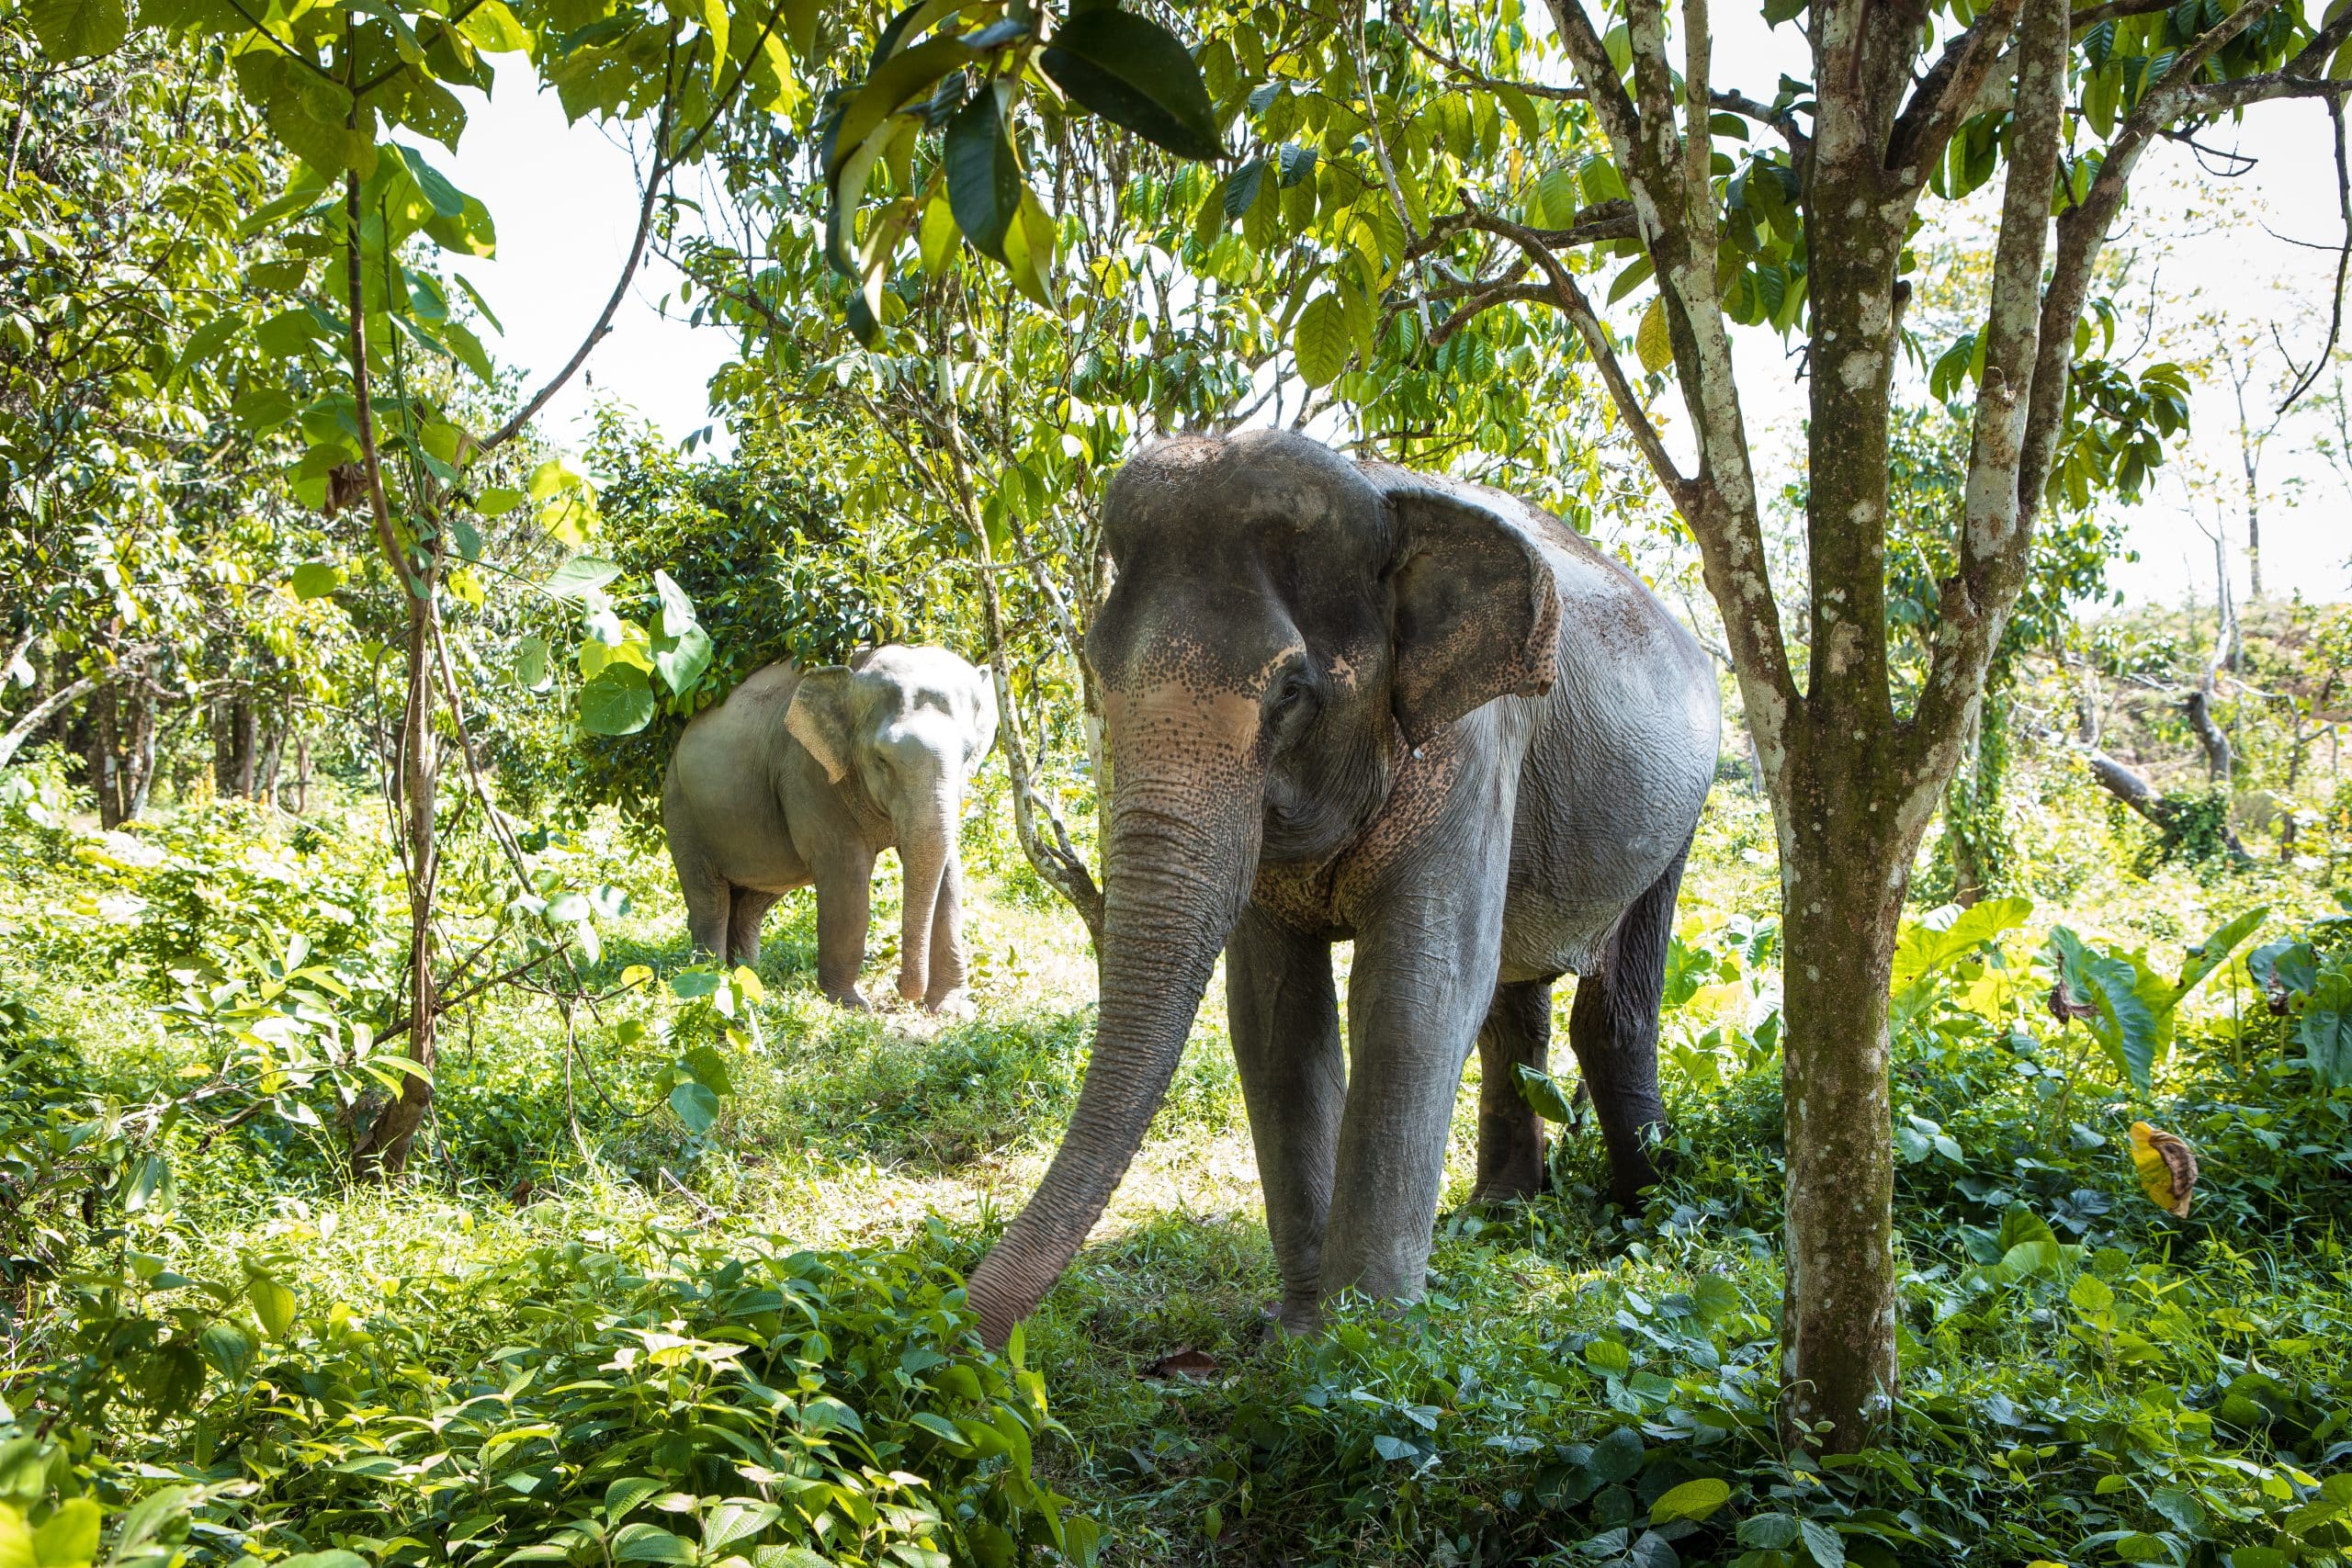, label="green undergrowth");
[4,769,2352,1566]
